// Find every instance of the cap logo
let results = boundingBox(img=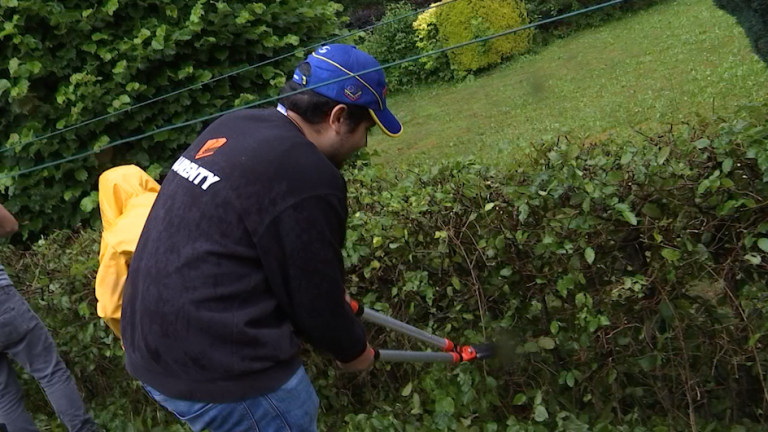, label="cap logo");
[293,73,307,86]
[317,46,331,54]
[344,84,362,102]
